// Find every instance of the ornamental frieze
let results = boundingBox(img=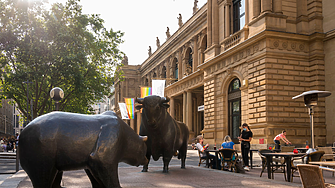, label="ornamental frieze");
[165,74,204,96]
[269,39,308,53]
[204,42,262,77]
